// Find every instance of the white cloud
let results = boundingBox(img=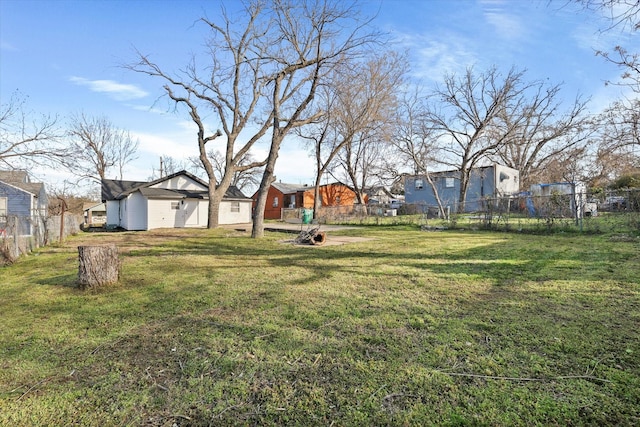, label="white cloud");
[252,145,315,185]
[411,37,479,81]
[132,131,199,161]
[483,9,525,41]
[69,76,149,101]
